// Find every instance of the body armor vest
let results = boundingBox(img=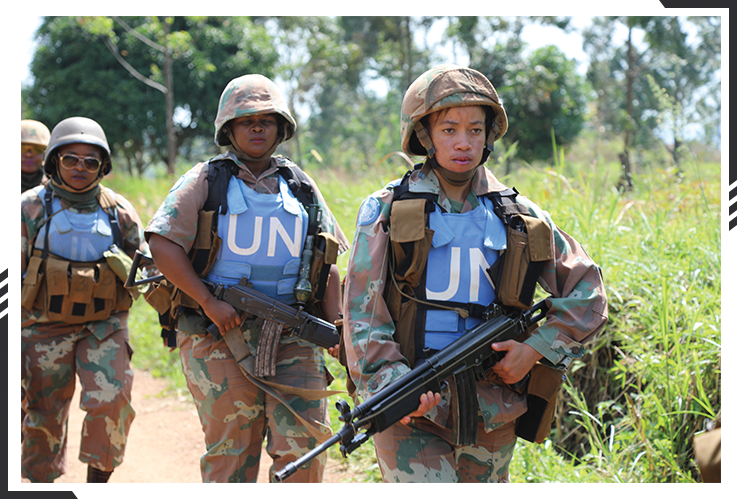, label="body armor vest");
[21,186,131,324]
[205,174,308,303]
